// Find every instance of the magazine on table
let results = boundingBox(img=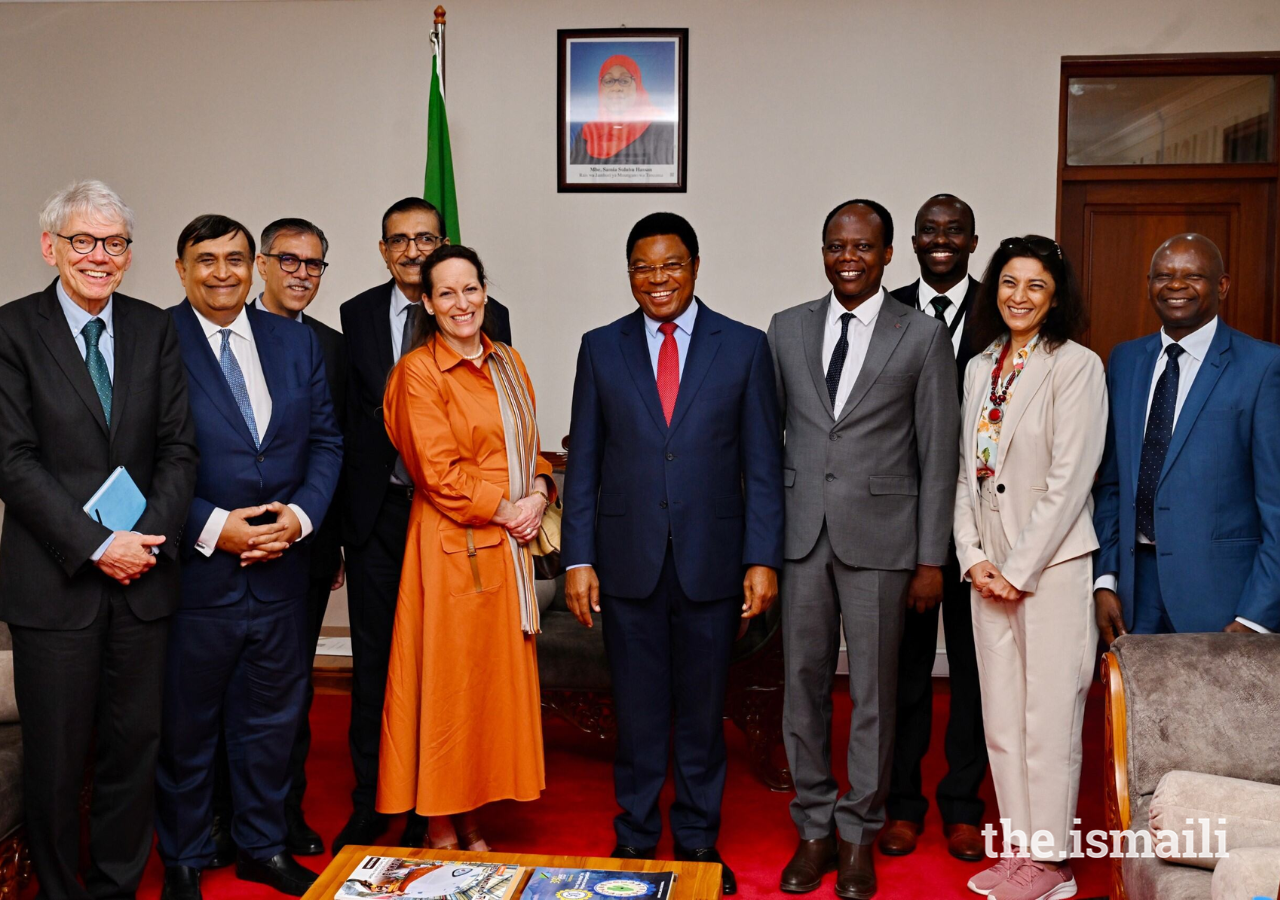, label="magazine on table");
[336,855,524,900]
[519,867,676,900]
